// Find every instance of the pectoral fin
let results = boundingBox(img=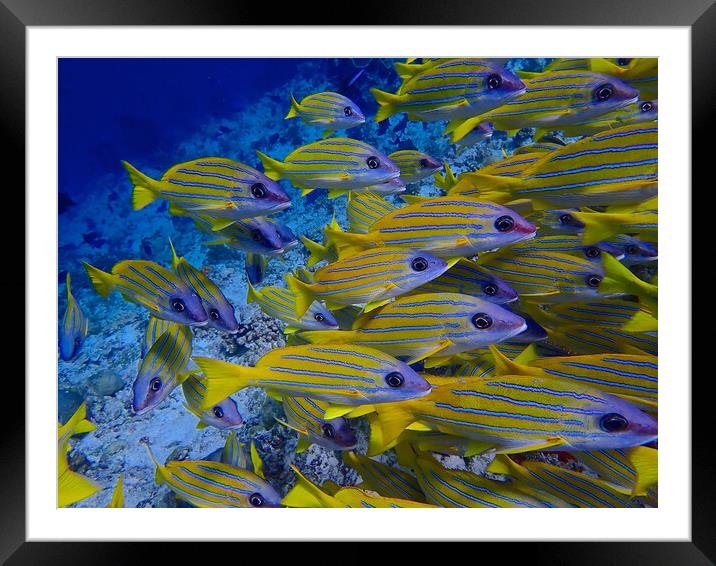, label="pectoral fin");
[496,437,565,454]
[323,405,355,419]
[406,341,452,365]
[209,218,236,231]
[464,440,497,457]
[363,297,393,313]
